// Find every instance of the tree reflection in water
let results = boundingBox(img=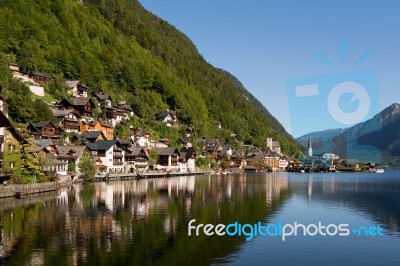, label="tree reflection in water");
[1,174,290,265]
